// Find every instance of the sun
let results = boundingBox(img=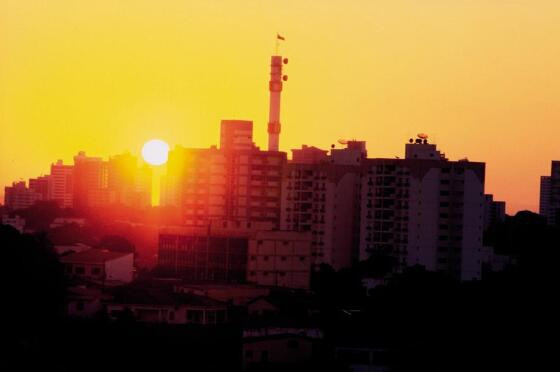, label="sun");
[142,139,169,166]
